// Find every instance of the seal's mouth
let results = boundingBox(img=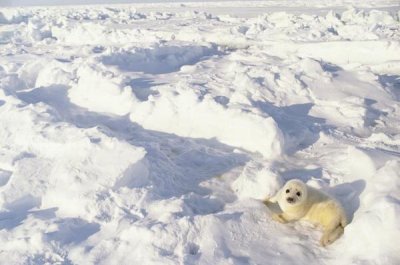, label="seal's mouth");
[286,197,296,204]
